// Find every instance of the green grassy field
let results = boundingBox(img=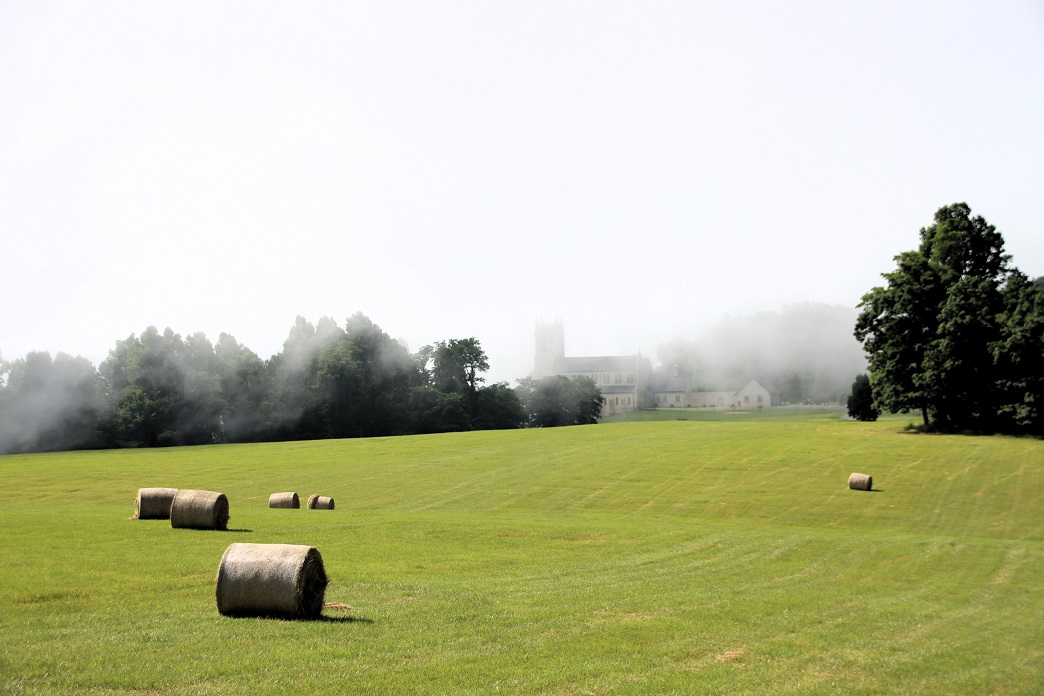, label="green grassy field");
[1,411,1041,694]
